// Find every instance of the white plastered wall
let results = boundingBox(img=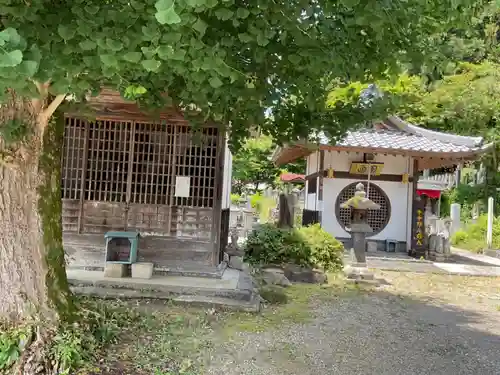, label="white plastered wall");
[221,139,232,209]
[312,151,413,247]
[305,151,321,211]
